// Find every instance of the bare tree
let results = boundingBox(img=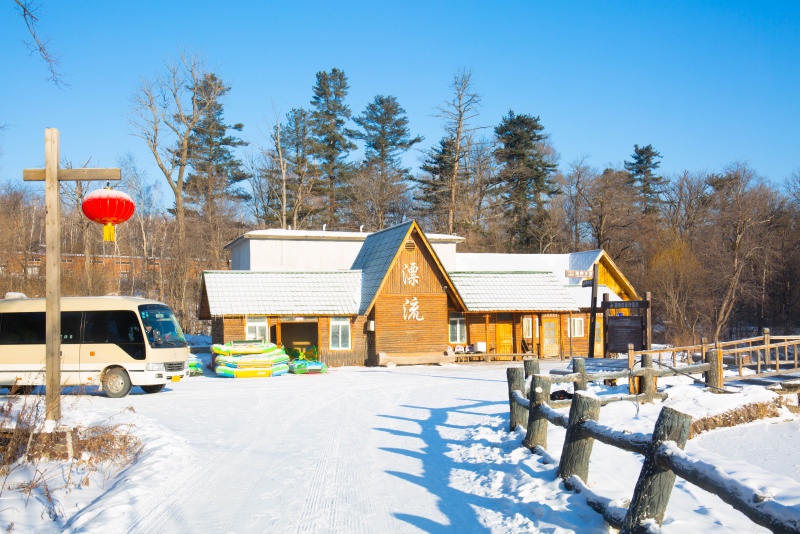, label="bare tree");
[576,168,638,260]
[13,0,65,86]
[437,69,481,235]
